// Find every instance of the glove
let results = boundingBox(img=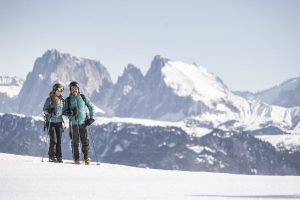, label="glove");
[85,118,95,126]
[47,108,56,115]
[67,110,74,117]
